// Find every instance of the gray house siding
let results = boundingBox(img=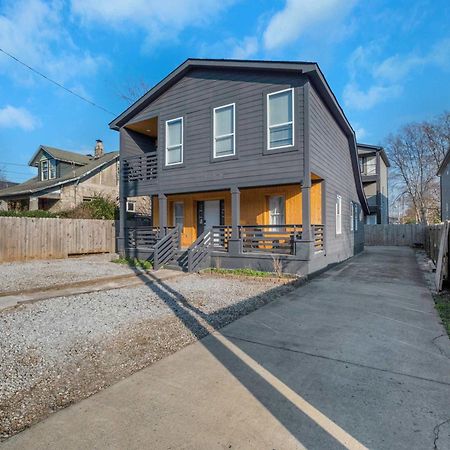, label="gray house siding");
[441,164,450,220]
[120,68,306,195]
[308,85,363,264]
